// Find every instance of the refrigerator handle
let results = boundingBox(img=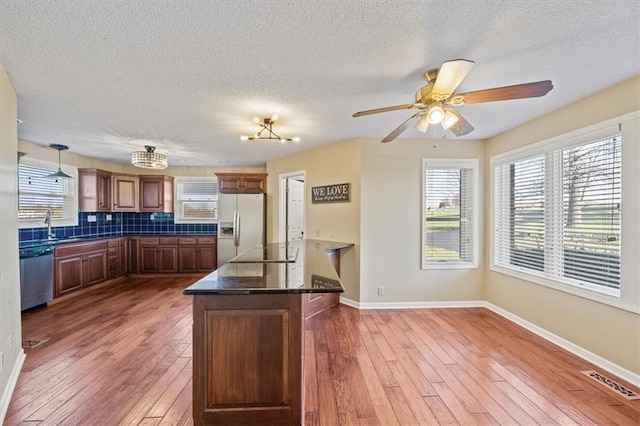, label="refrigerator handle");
[233,210,240,248]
